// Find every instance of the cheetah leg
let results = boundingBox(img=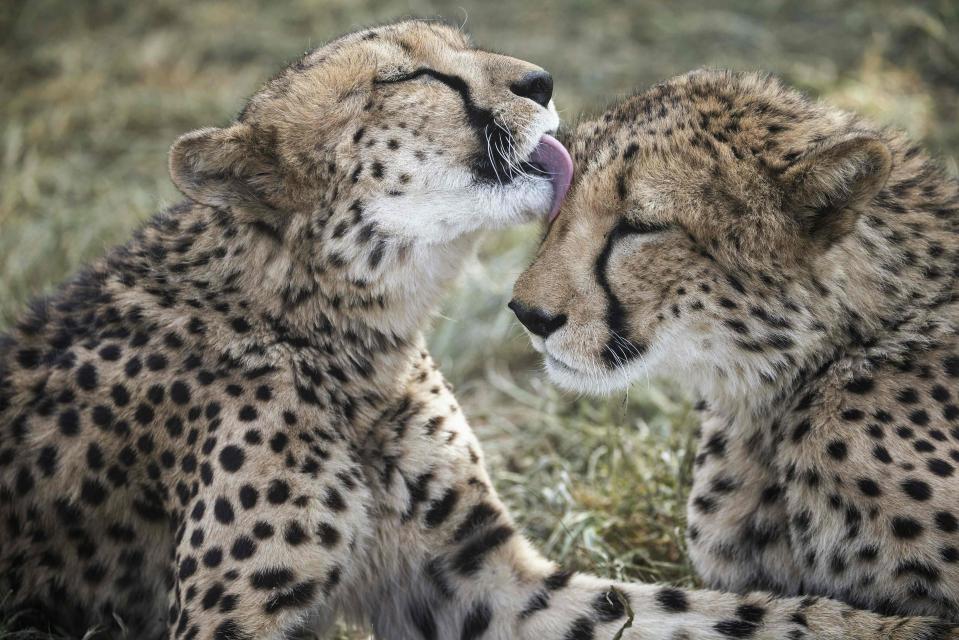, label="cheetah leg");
[685,413,806,595]
[343,367,958,640]
[165,446,373,640]
[359,475,957,640]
